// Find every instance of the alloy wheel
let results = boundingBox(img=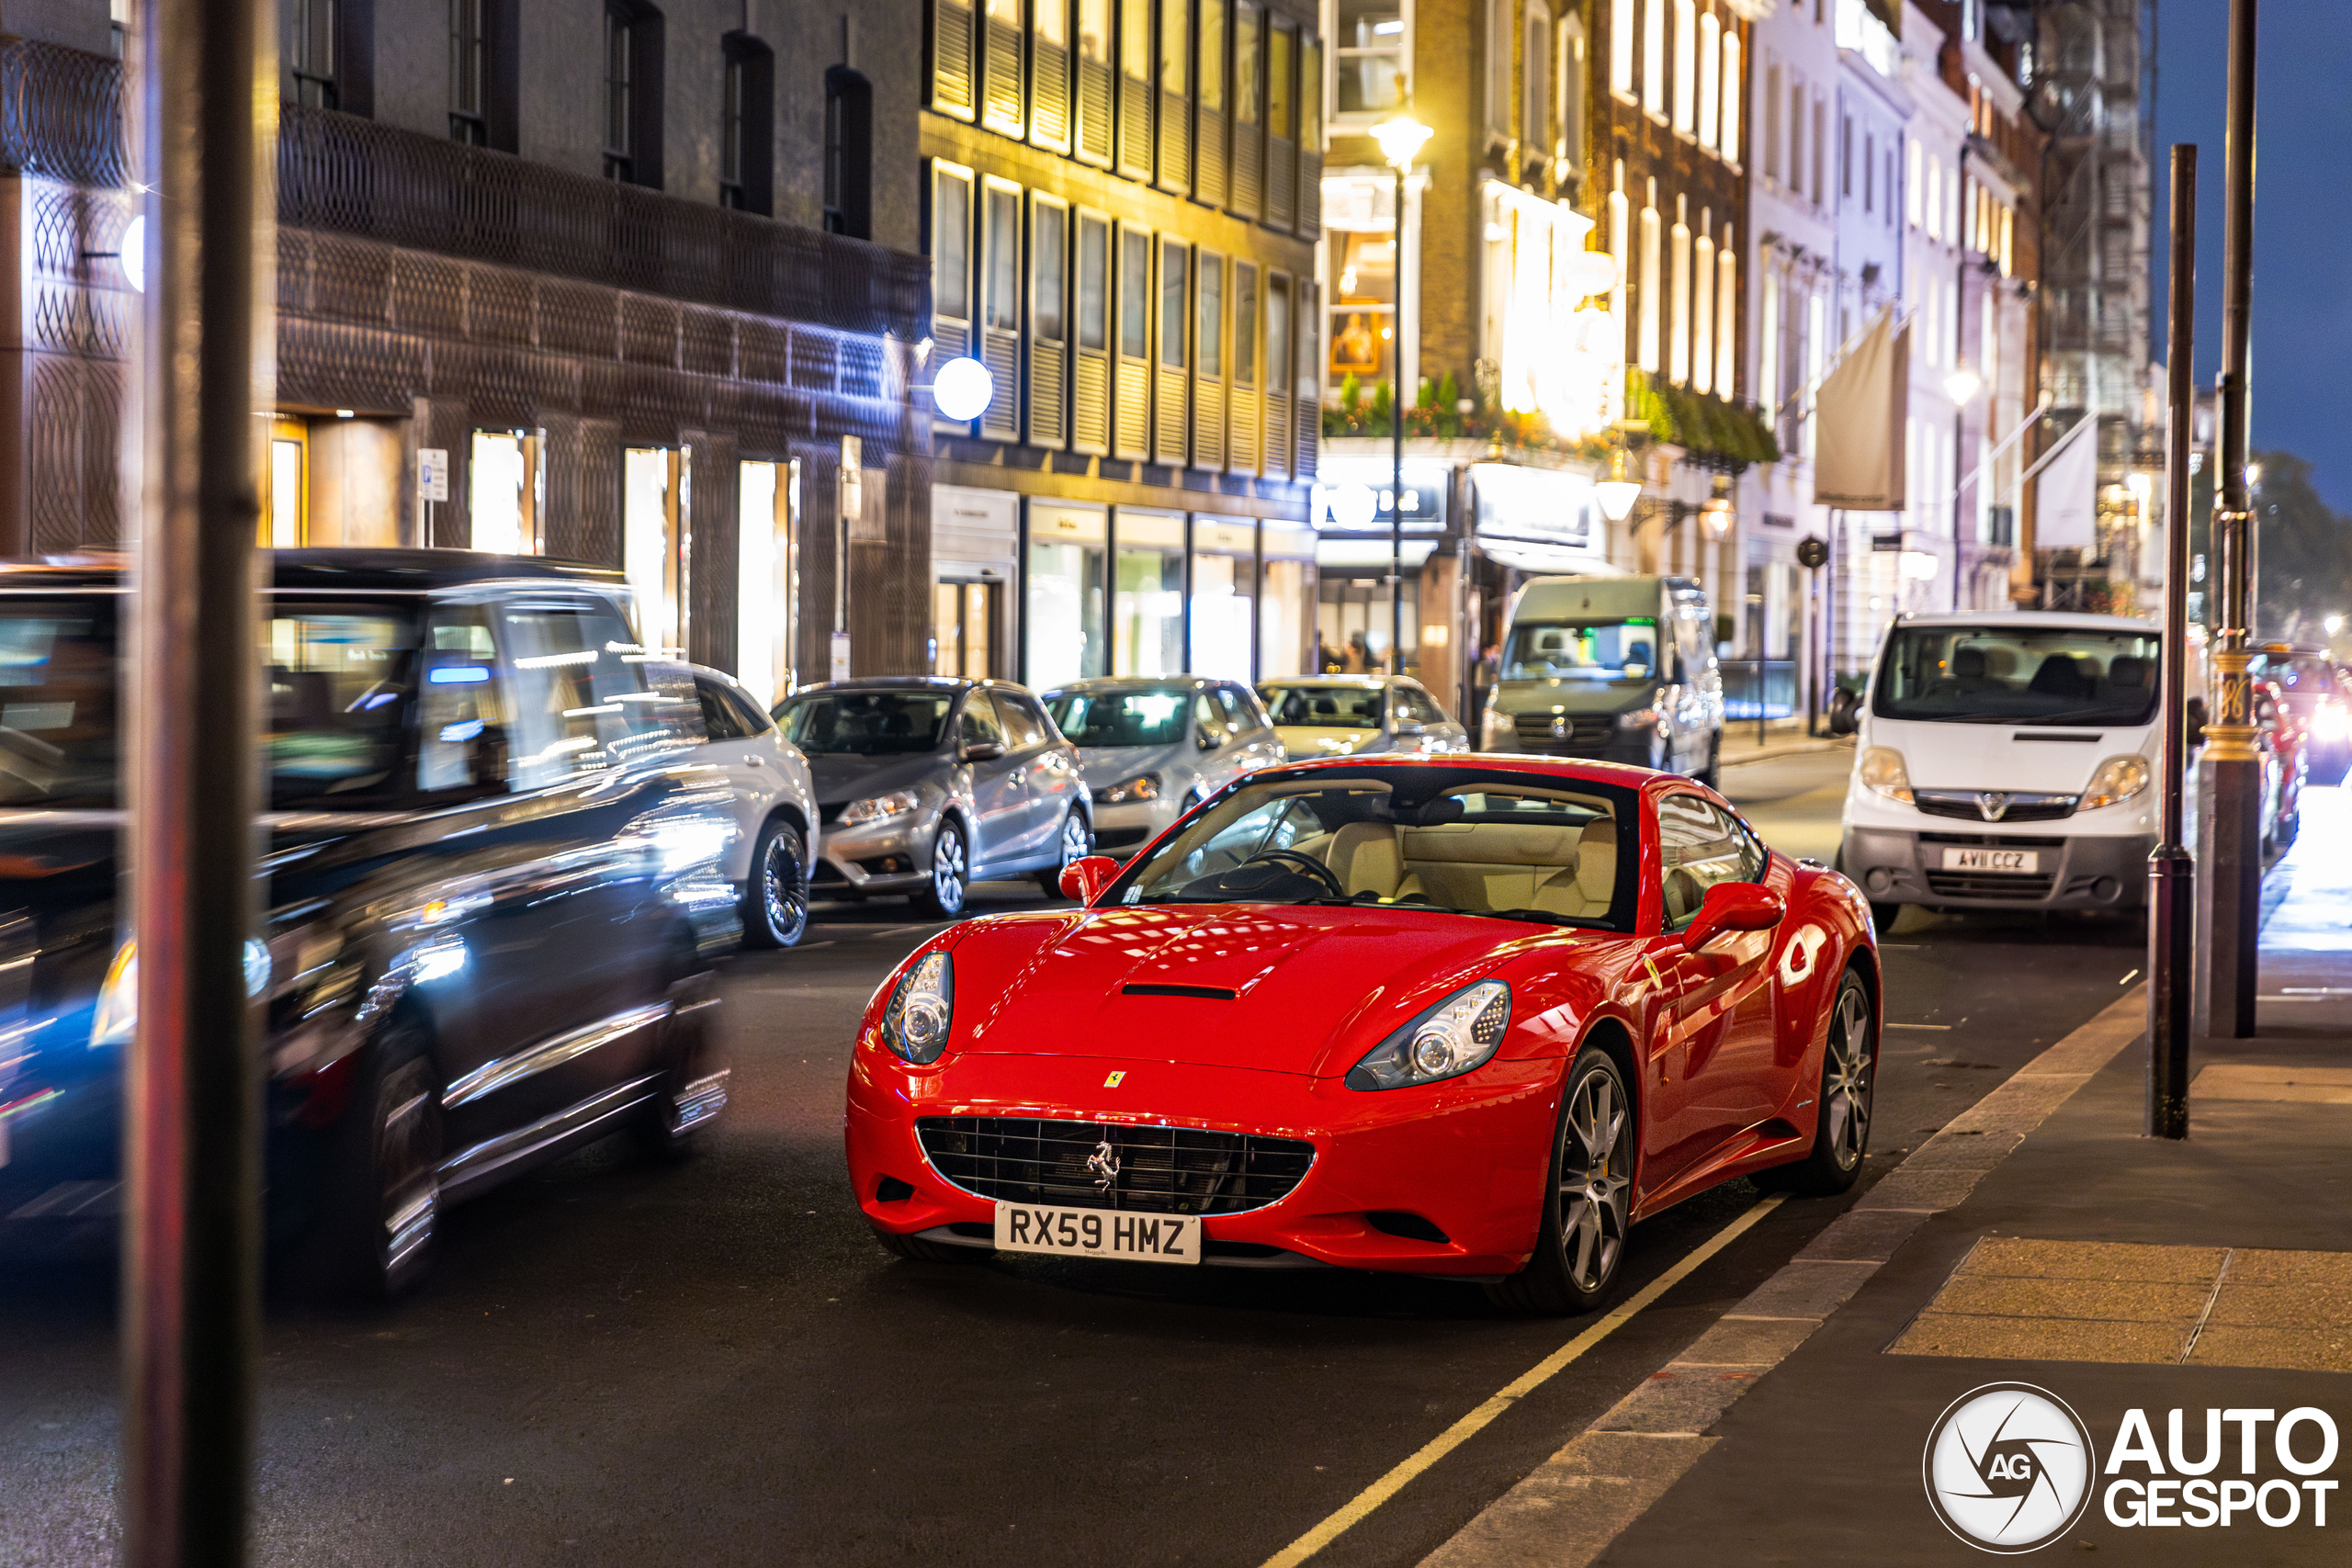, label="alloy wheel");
[932,823,967,915]
[760,829,809,945]
[1558,1066,1631,1292]
[1823,983,1874,1172]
